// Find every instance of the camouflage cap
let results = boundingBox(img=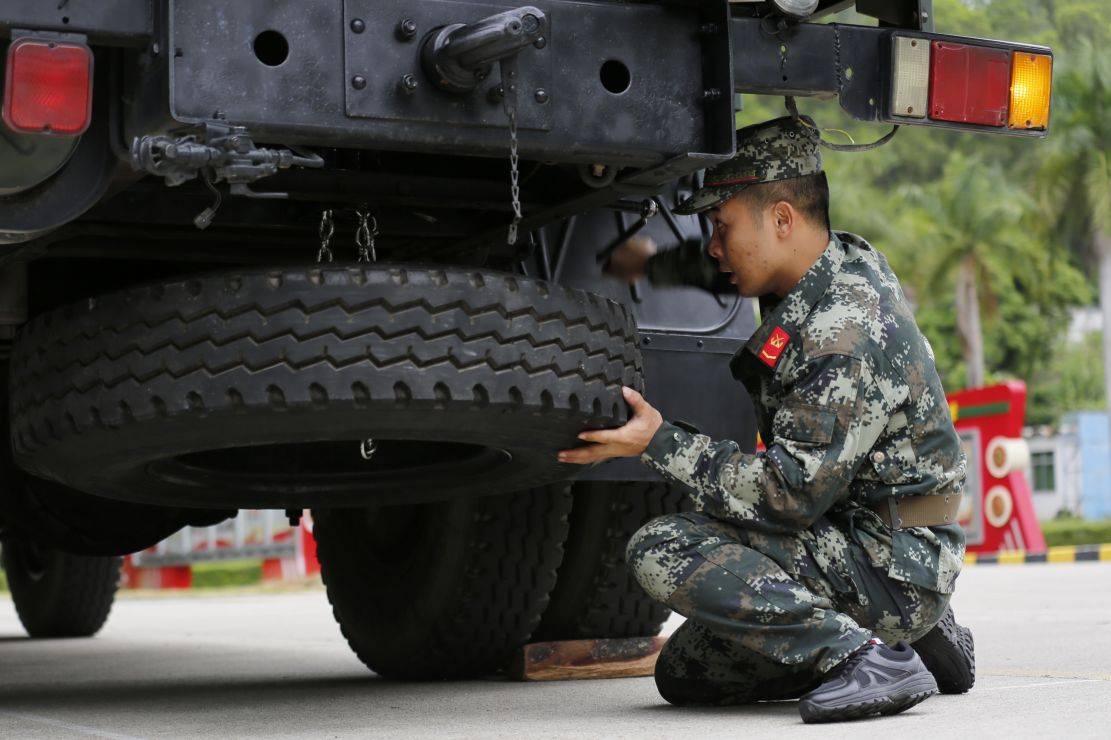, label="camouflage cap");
[674,115,823,215]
